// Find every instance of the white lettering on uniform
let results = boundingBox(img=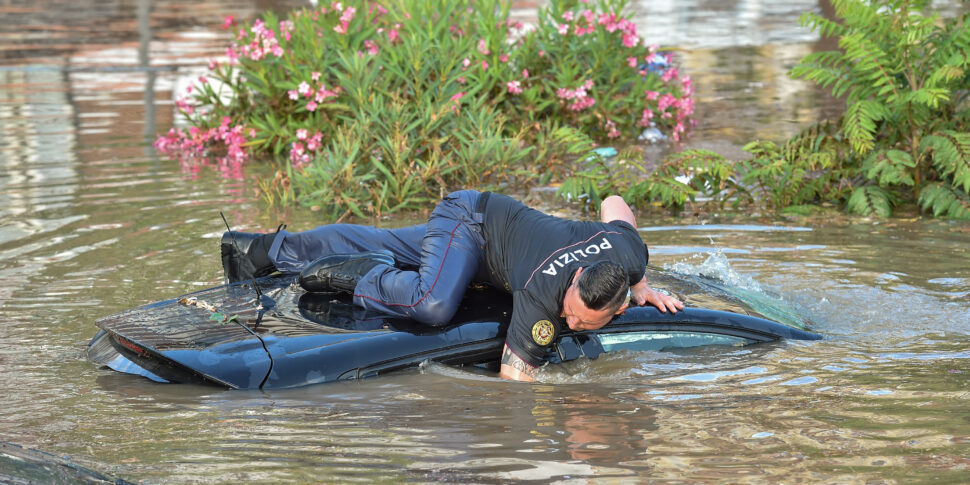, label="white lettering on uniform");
[541,237,616,278]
